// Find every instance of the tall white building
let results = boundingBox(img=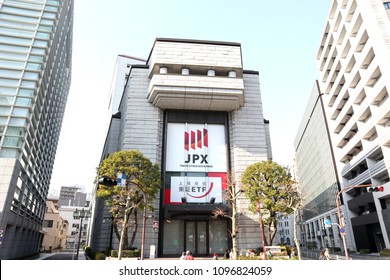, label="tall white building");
[315,0,390,252]
[0,0,73,259]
